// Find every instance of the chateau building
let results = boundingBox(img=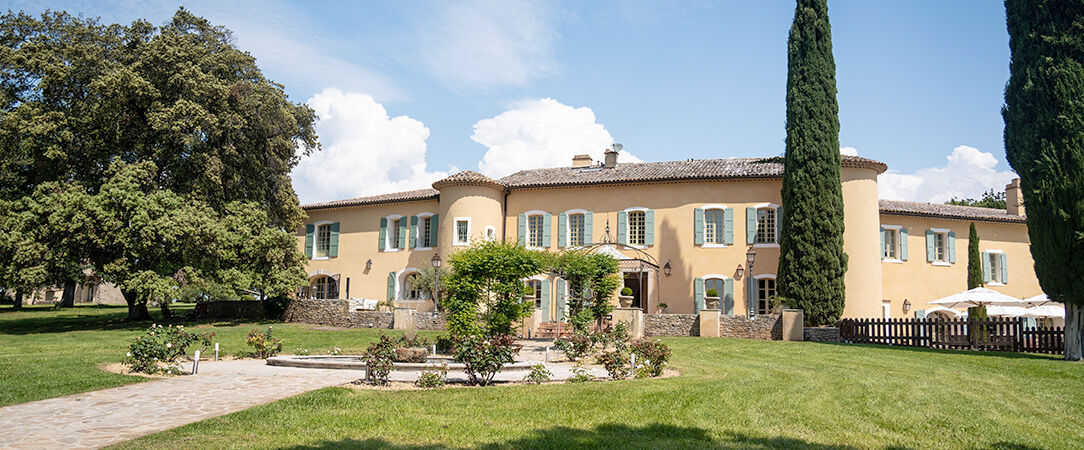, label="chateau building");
[298,150,1040,320]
